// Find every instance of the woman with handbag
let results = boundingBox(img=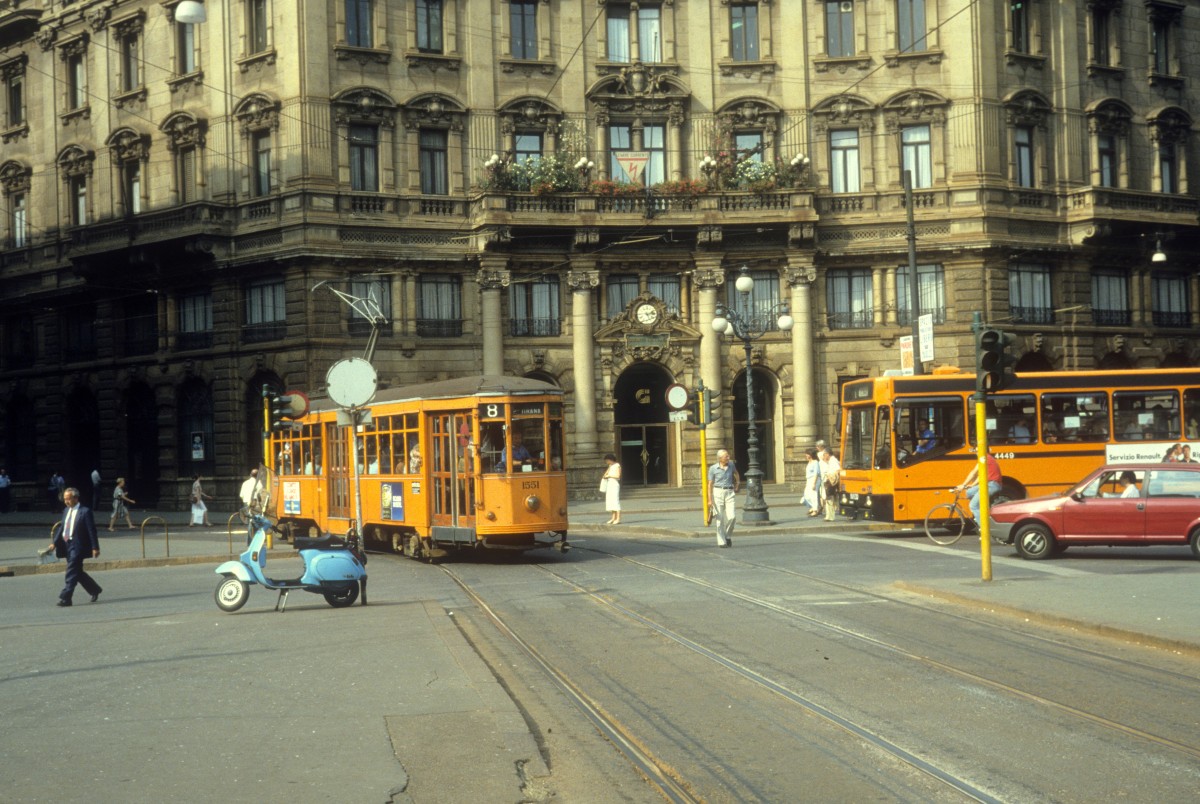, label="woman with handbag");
[600,453,622,525]
[189,474,213,527]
